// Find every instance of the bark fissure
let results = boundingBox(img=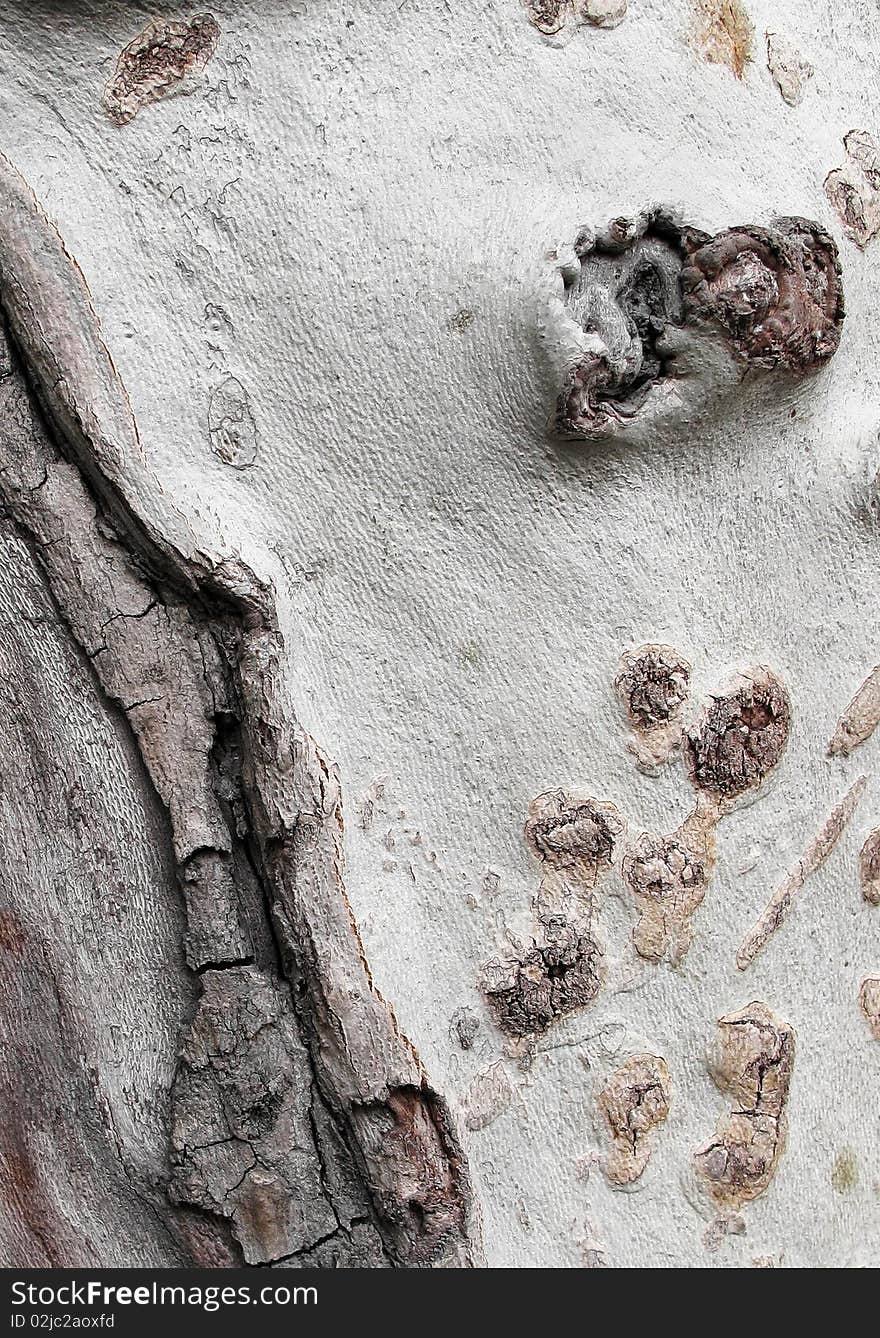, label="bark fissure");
[0,153,477,1268]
